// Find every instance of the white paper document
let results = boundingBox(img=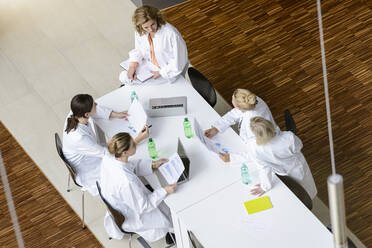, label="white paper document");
[120,60,154,82]
[193,119,223,154]
[128,98,147,133]
[158,153,185,184]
